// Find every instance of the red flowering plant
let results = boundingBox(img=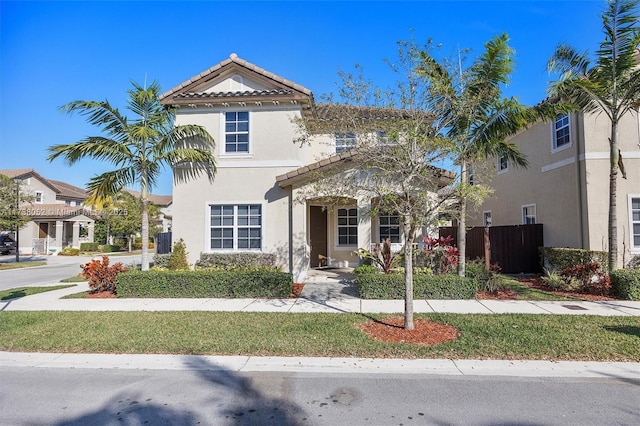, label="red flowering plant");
[81,255,127,294]
[422,235,459,275]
